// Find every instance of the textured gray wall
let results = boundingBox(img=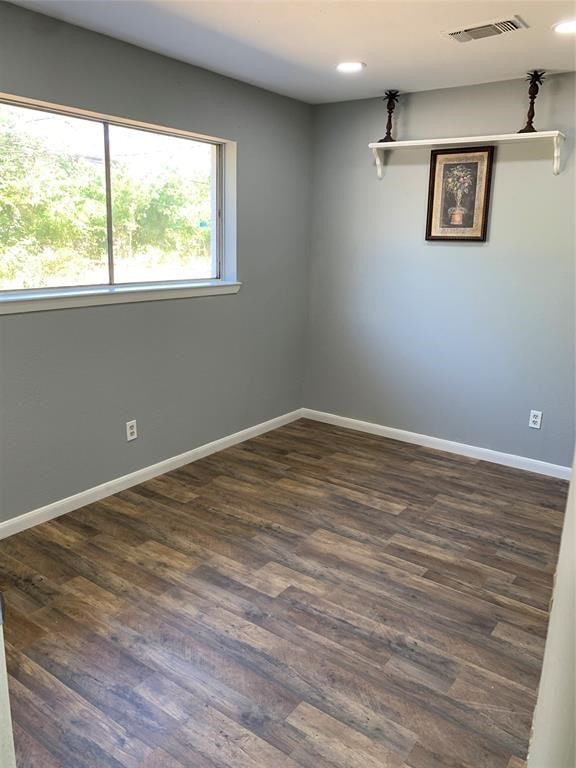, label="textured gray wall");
[0,4,311,520]
[305,75,575,466]
[0,5,574,524]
